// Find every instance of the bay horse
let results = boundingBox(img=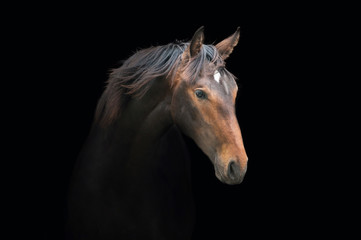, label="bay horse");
[66,26,248,240]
